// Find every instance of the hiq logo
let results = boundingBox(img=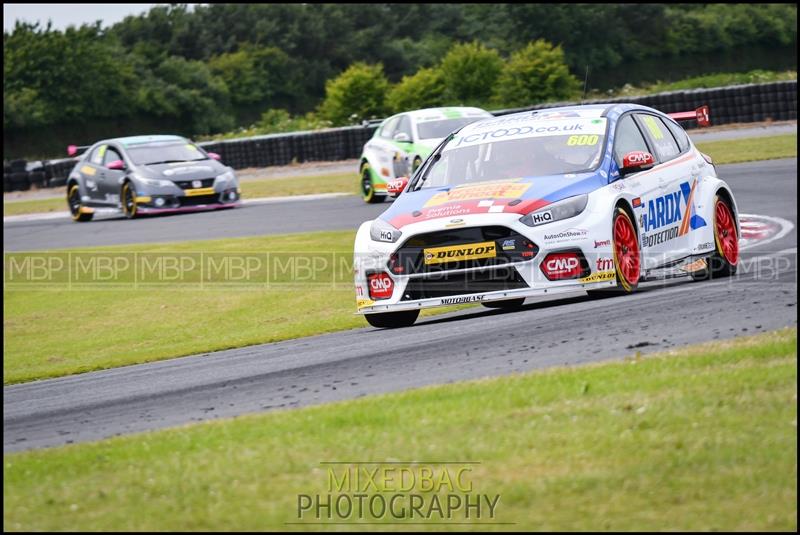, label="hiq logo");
[640,180,707,235]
